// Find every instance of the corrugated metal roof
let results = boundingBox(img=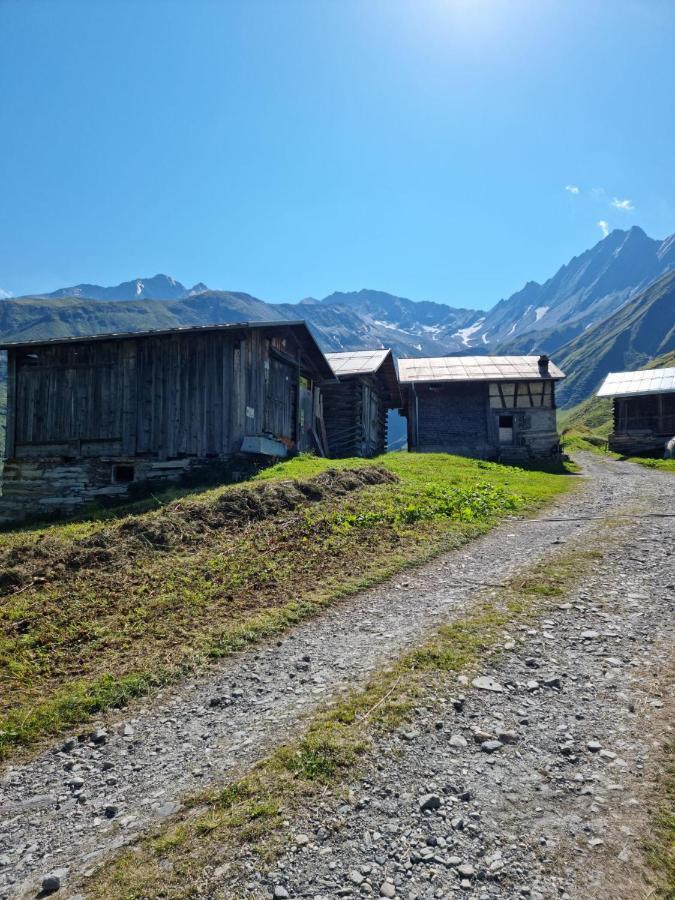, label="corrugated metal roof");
[0,320,335,380]
[397,355,565,384]
[325,348,401,406]
[596,367,675,398]
[325,349,391,376]
[0,319,307,350]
